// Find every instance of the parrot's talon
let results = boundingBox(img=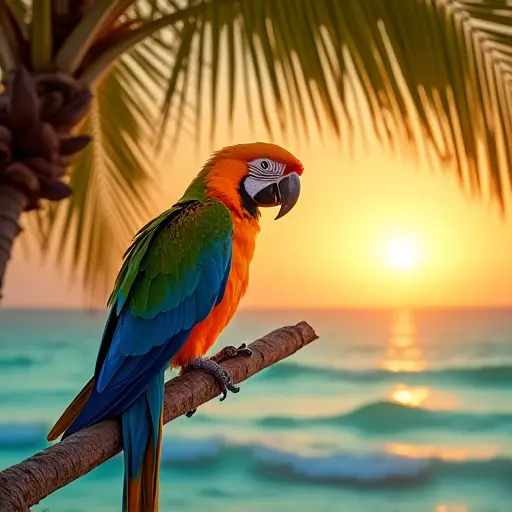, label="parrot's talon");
[220,382,239,400]
[210,343,253,363]
[186,408,197,418]
[187,357,239,401]
[185,344,252,405]
[228,383,240,393]
[237,347,253,357]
